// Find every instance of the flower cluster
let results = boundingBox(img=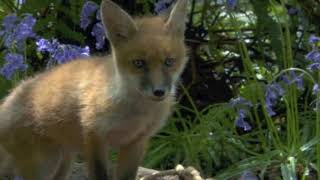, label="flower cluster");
[0,14,36,79]
[0,53,28,80]
[80,1,106,50]
[306,35,320,71]
[0,1,100,80]
[229,97,253,131]
[265,83,285,116]
[305,35,320,95]
[36,38,90,65]
[0,14,36,49]
[80,1,99,30]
